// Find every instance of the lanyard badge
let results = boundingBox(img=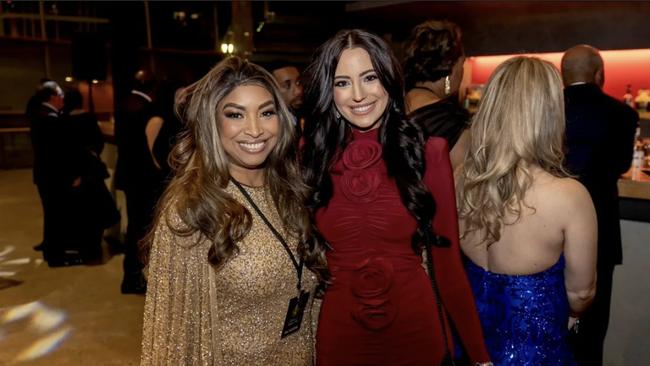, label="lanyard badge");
[281,290,310,338]
[232,180,310,339]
